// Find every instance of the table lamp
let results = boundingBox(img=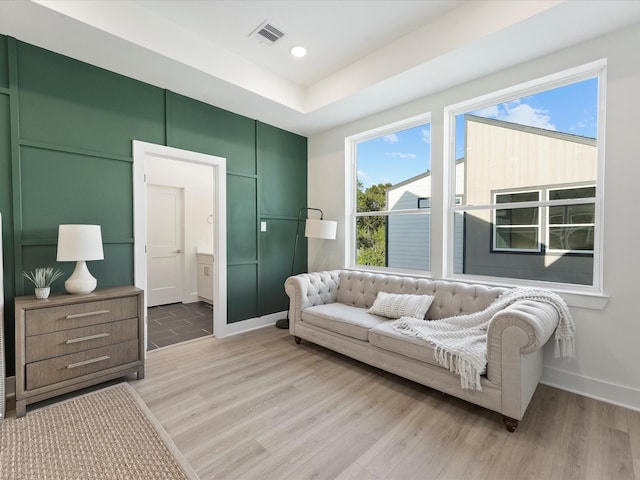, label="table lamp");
[56,224,104,294]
